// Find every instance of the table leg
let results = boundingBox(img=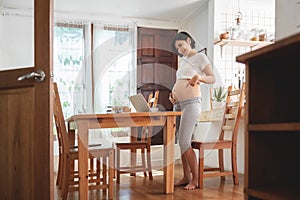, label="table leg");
[163,116,176,194]
[130,127,138,176]
[77,120,89,199]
